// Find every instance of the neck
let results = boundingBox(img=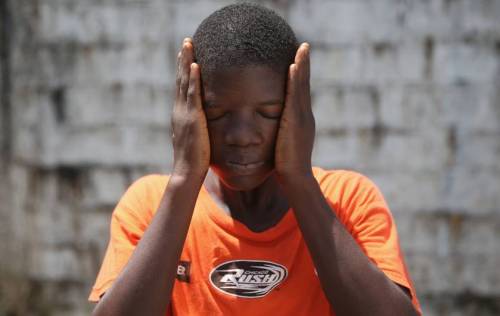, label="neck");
[204,169,289,232]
